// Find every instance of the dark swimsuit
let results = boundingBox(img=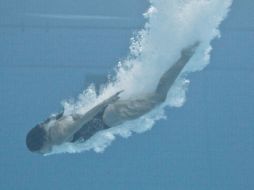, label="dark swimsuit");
[71,107,110,143]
